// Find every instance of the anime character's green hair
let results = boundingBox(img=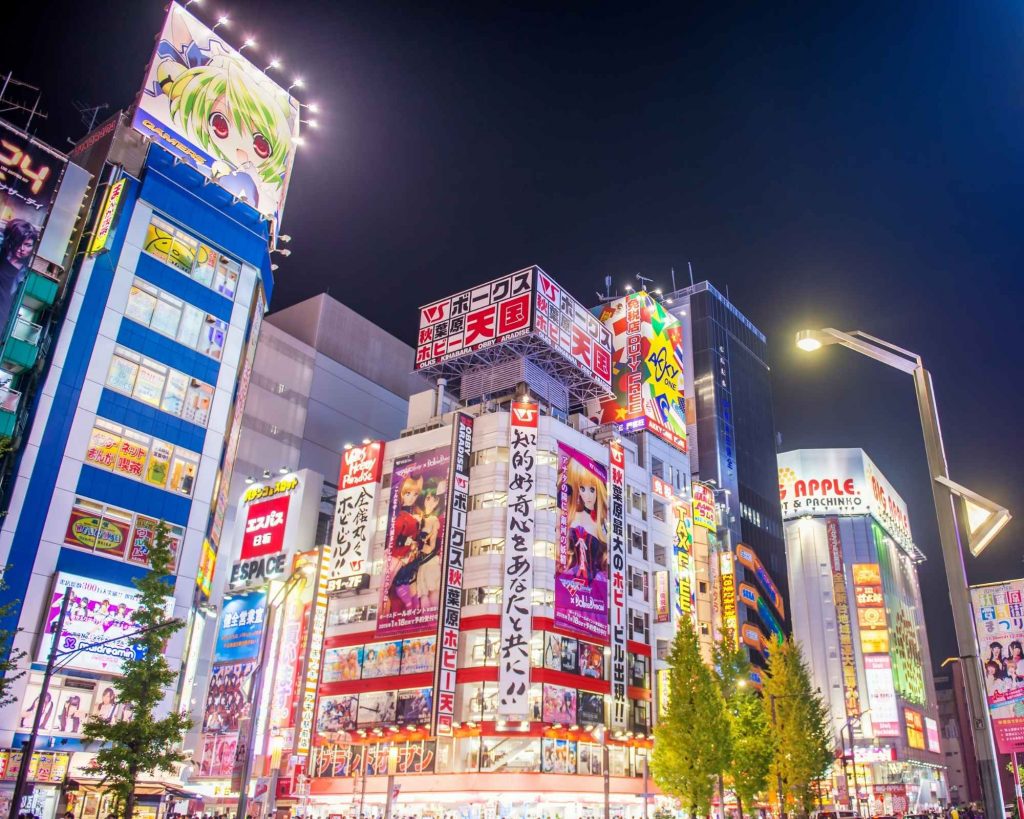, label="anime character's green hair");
[162,53,294,187]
